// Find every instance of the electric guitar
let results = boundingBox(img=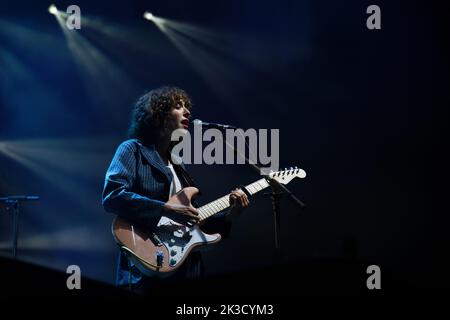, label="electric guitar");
[112,167,306,277]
